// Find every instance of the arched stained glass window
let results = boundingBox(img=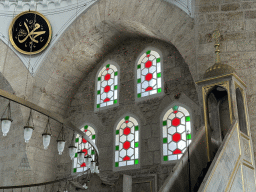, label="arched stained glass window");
[96,63,119,110]
[136,49,162,99]
[114,116,139,168]
[73,125,96,173]
[162,105,191,161]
